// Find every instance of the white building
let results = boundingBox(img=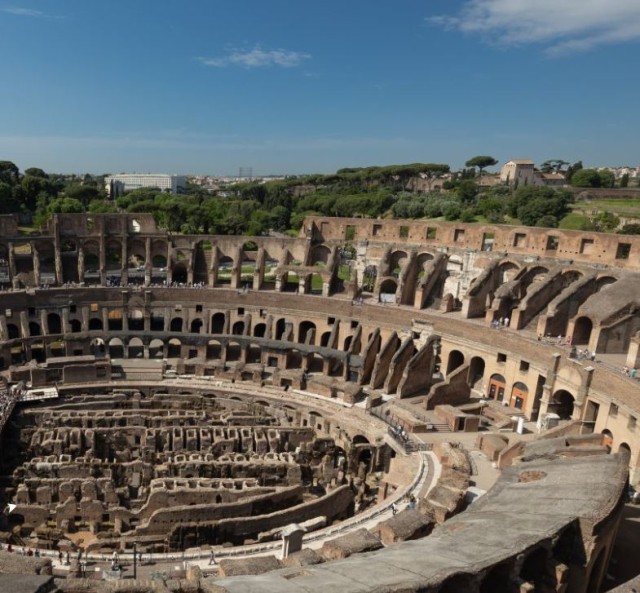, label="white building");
[105,174,187,196]
[500,160,535,187]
